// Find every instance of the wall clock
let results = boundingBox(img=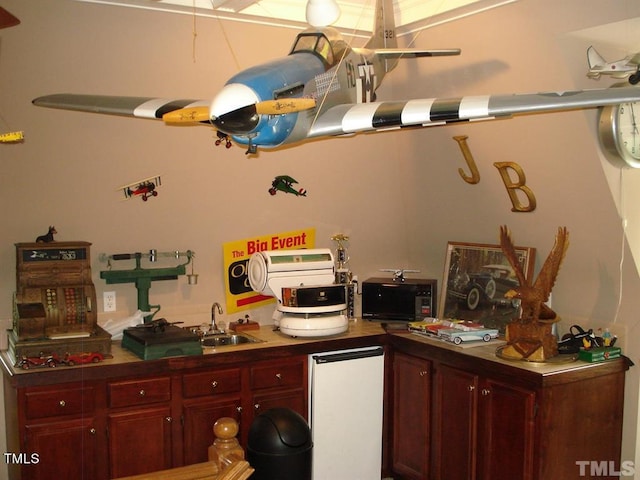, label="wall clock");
[598,91,640,168]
